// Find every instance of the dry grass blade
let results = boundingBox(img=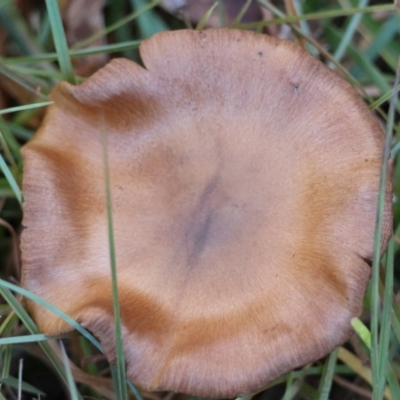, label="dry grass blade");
[337,347,392,399]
